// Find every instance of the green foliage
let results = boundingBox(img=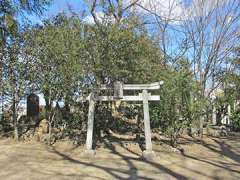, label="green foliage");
[21,13,166,143]
[84,24,162,84]
[150,60,202,147]
[221,73,240,104]
[231,109,240,131]
[24,14,86,112]
[215,62,240,128]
